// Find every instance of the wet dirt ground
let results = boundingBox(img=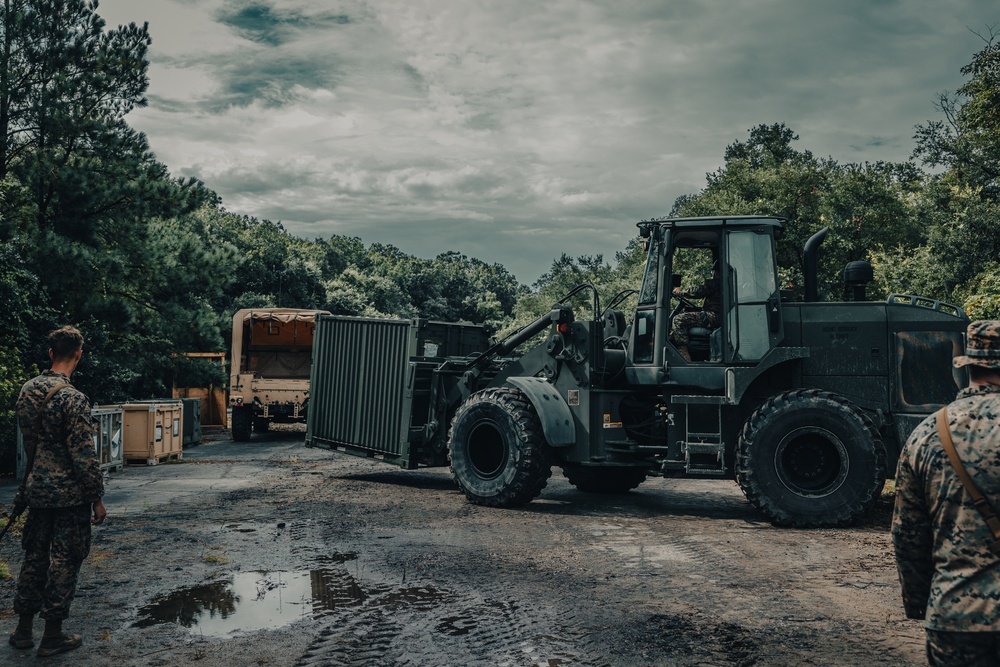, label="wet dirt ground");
[1,428,926,666]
